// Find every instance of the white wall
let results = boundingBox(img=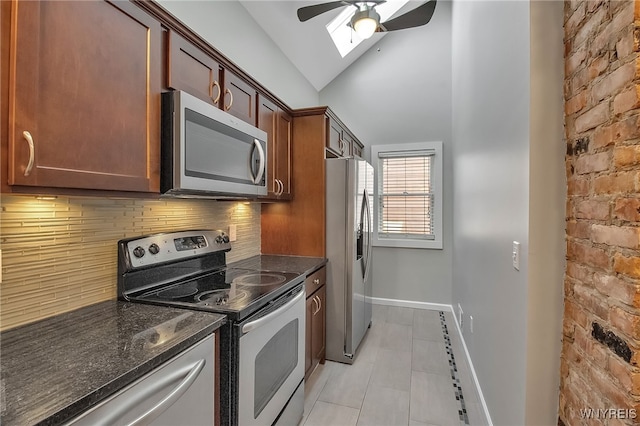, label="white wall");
[156,0,319,108]
[525,1,564,424]
[451,1,564,424]
[320,0,453,304]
